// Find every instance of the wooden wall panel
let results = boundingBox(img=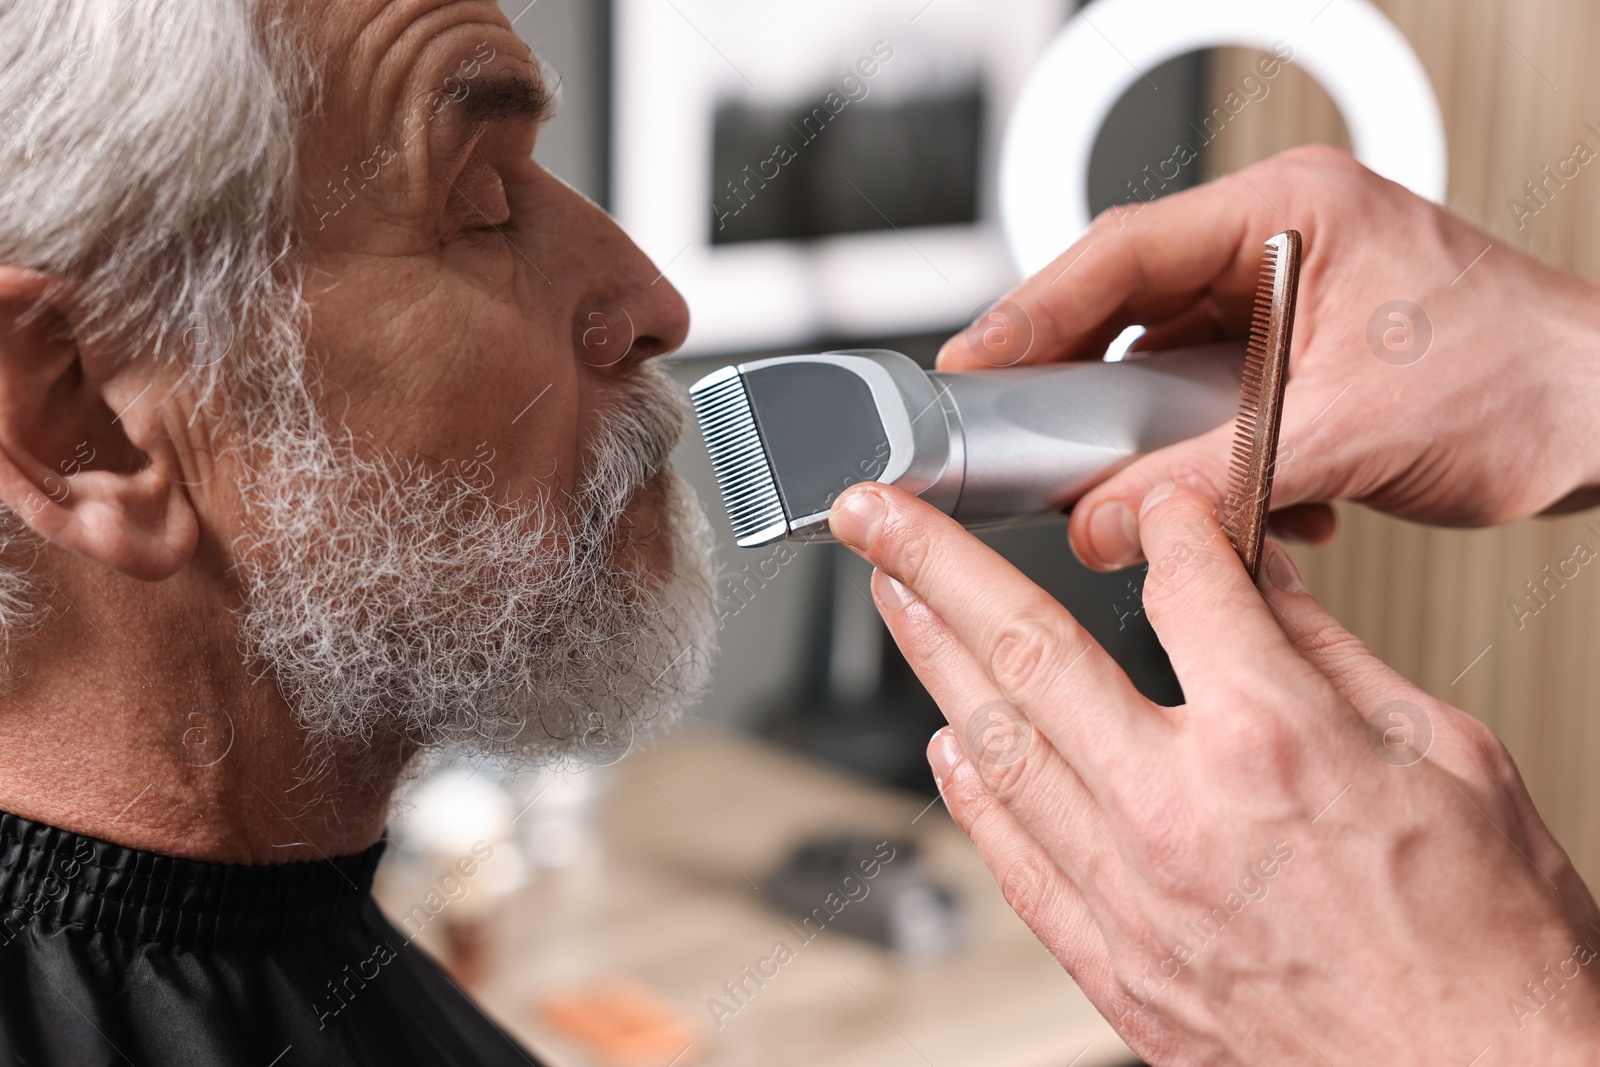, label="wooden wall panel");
[1203,2,1600,885]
